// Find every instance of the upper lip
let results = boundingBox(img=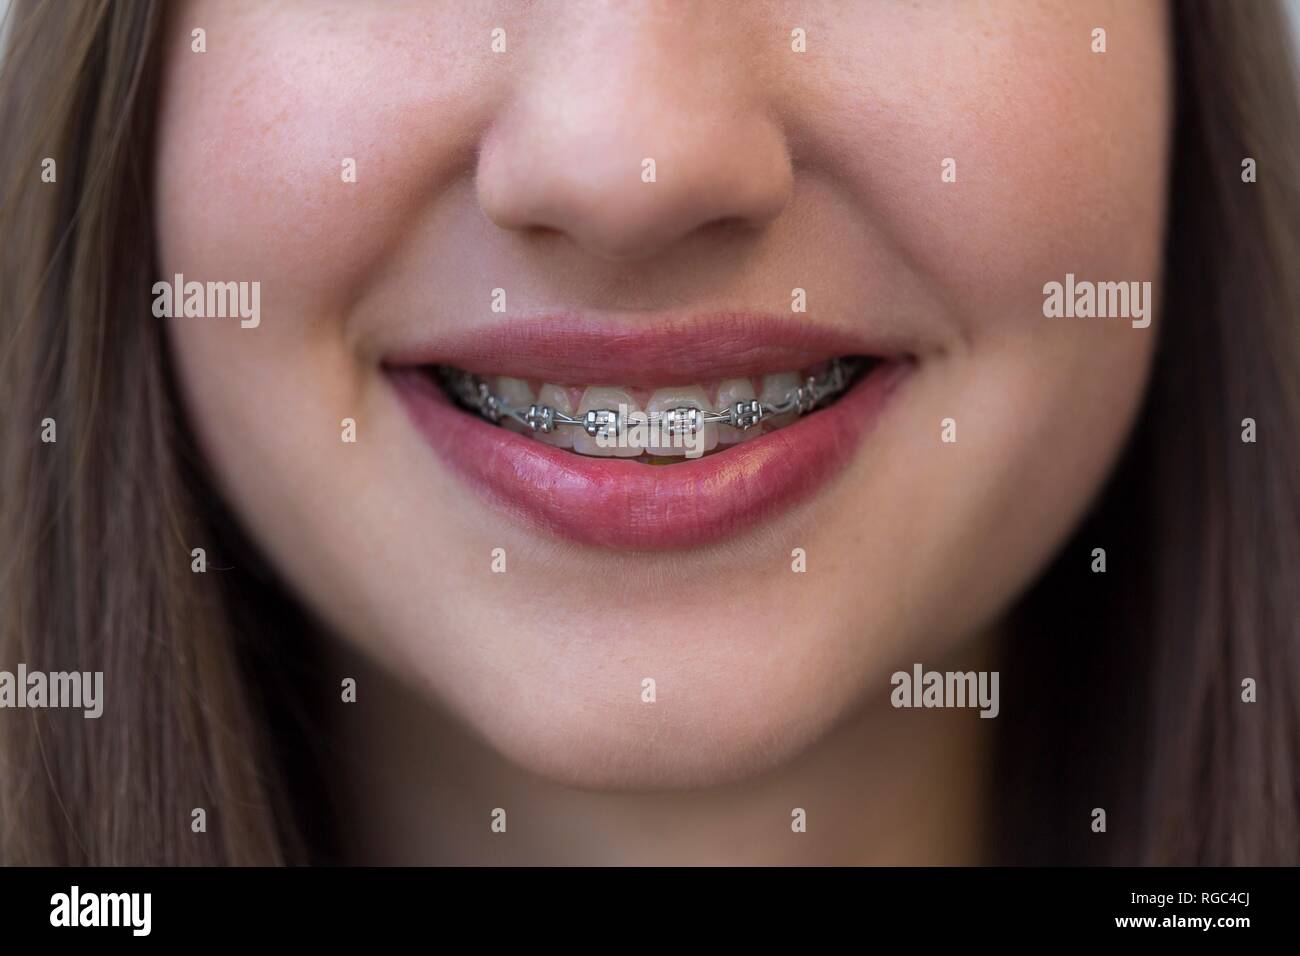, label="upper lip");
[382,312,912,385]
